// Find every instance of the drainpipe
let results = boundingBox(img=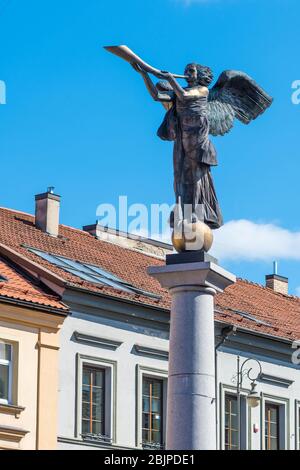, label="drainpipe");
[215,325,237,449]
